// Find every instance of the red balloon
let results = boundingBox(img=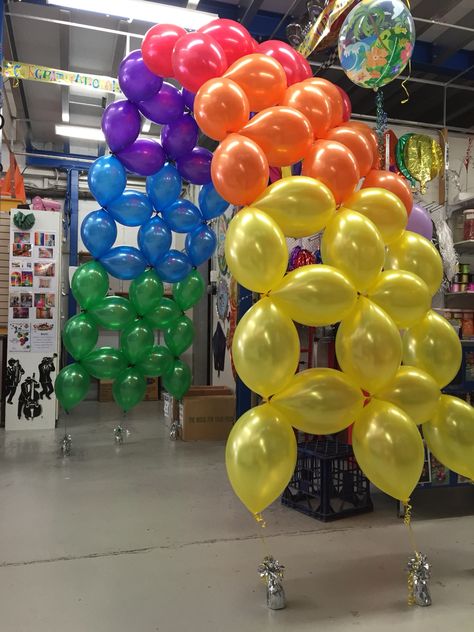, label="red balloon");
[302,139,360,205]
[325,125,374,177]
[296,54,313,80]
[172,33,228,94]
[362,170,413,215]
[257,40,307,86]
[250,38,259,52]
[336,86,352,122]
[199,18,254,66]
[142,24,186,78]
